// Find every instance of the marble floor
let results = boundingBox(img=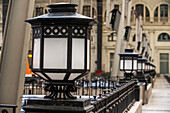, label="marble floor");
[142,74,170,113]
